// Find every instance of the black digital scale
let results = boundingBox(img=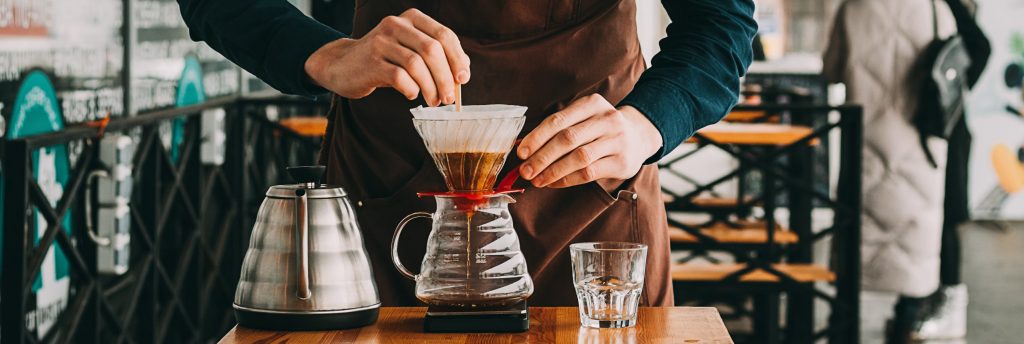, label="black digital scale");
[424,301,529,333]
